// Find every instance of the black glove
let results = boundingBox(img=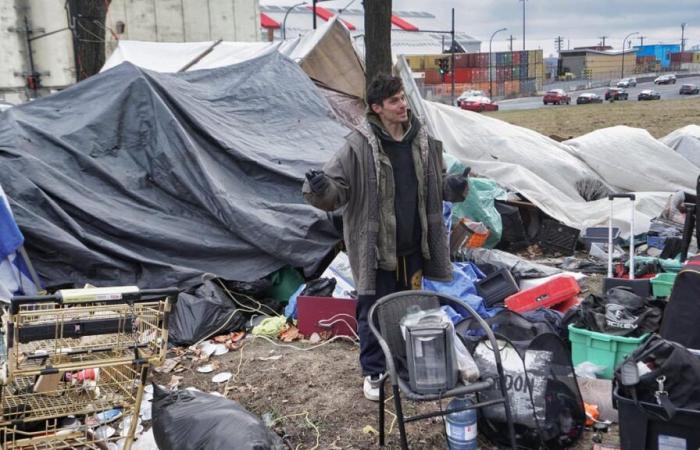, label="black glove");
[305,169,329,194]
